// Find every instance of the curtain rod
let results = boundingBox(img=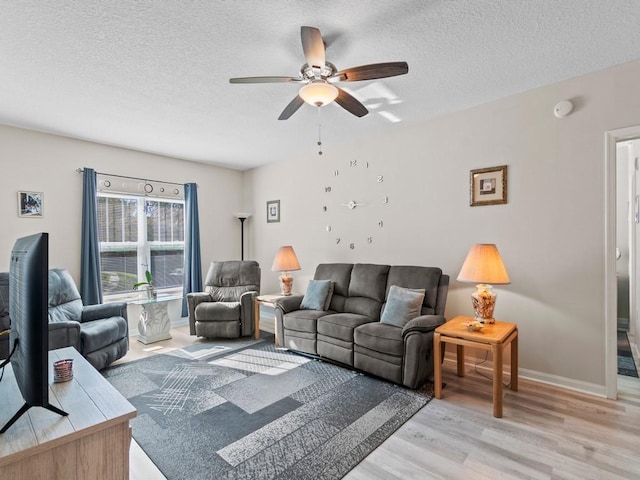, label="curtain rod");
[75,168,188,187]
